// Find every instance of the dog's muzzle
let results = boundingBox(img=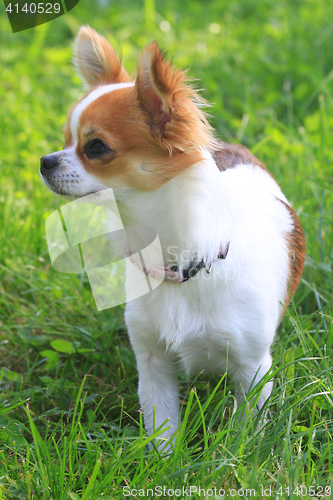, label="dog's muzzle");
[40,154,59,176]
